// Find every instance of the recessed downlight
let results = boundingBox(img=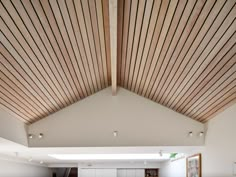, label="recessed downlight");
[113,131,118,137]
[38,133,44,139]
